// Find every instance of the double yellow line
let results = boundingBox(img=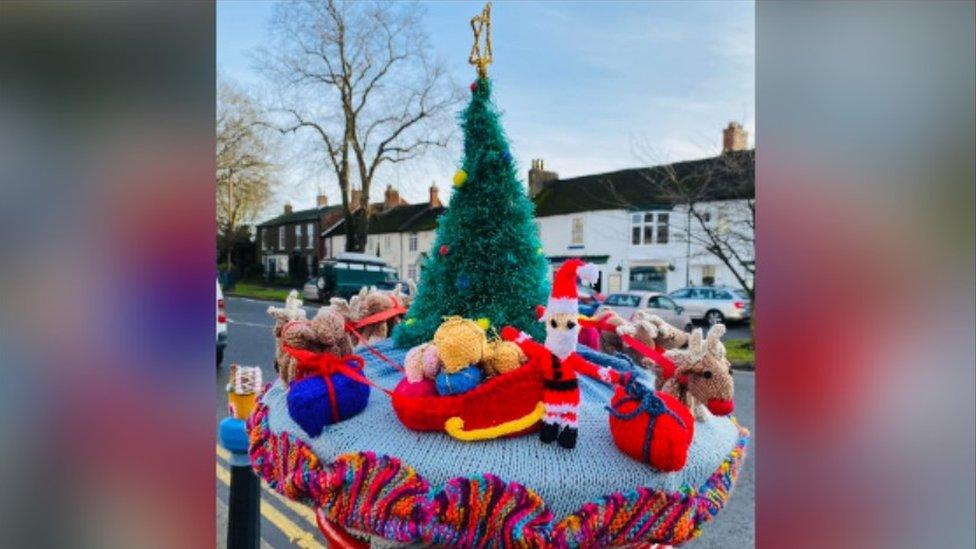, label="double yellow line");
[216,445,324,549]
